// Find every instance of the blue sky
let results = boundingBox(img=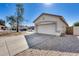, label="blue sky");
[0,3,79,26]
